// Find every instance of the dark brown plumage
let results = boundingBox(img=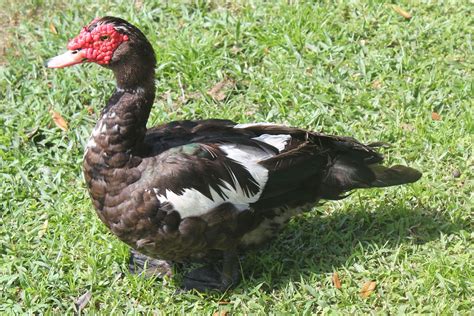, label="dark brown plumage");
[47,16,422,291]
